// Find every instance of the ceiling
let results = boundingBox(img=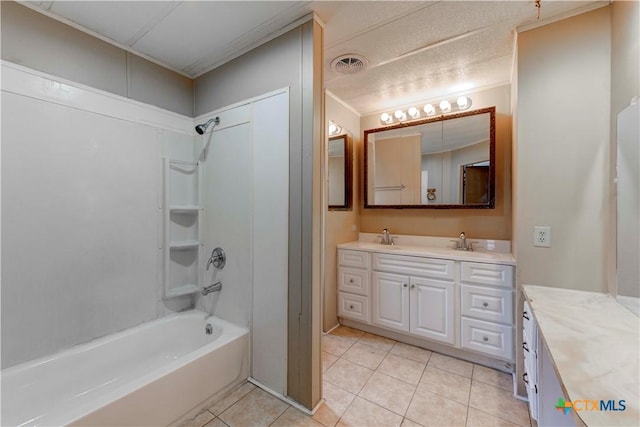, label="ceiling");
[25,0,607,116]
